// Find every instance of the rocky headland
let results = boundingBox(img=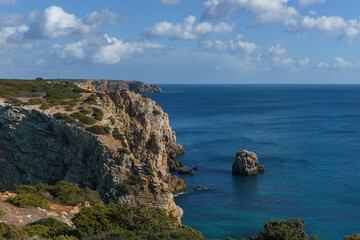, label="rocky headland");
[0,79,183,222]
[232,150,265,176]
